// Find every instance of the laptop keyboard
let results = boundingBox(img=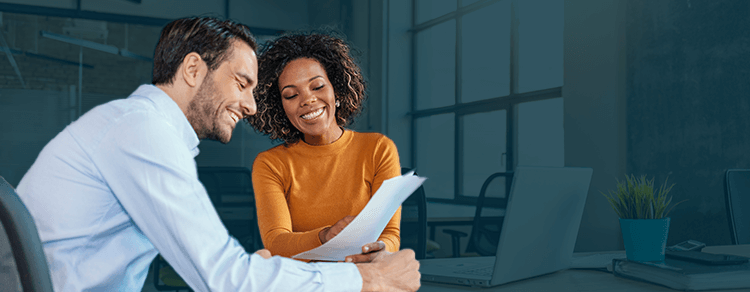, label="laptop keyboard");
[454,266,494,277]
